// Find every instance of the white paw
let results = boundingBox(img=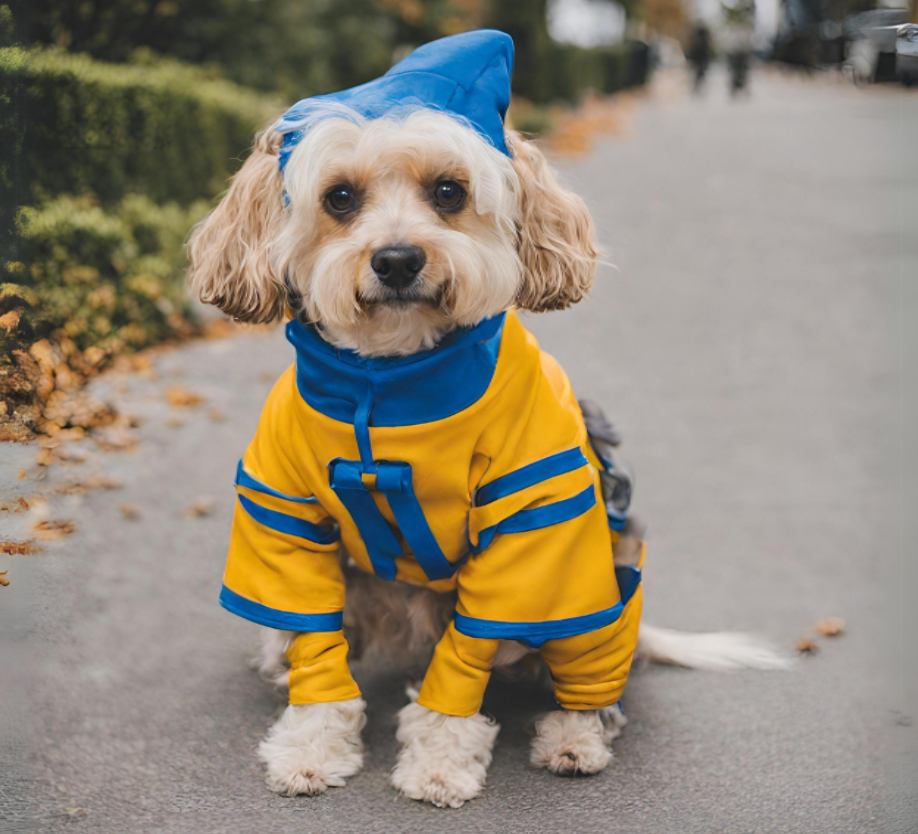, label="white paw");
[391,702,499,808]
[258,699,366,796]
[530,710,612,776]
